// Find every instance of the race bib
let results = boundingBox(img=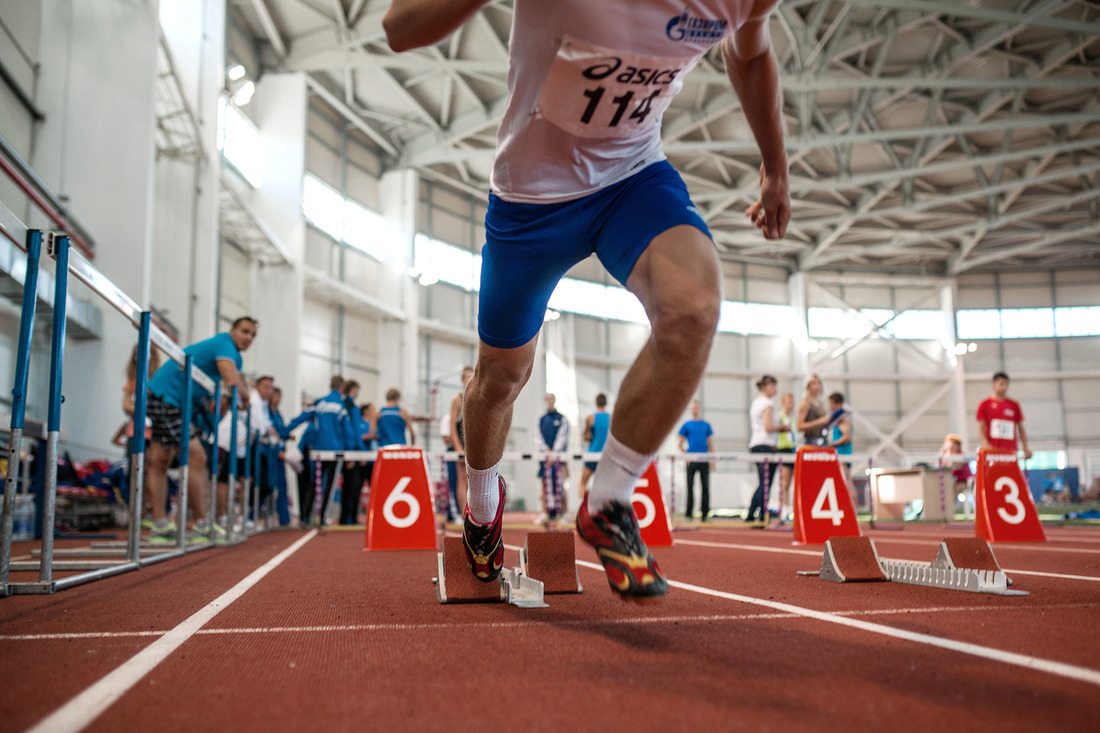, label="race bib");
[534,35,697,139]
[989,418,1015,441]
